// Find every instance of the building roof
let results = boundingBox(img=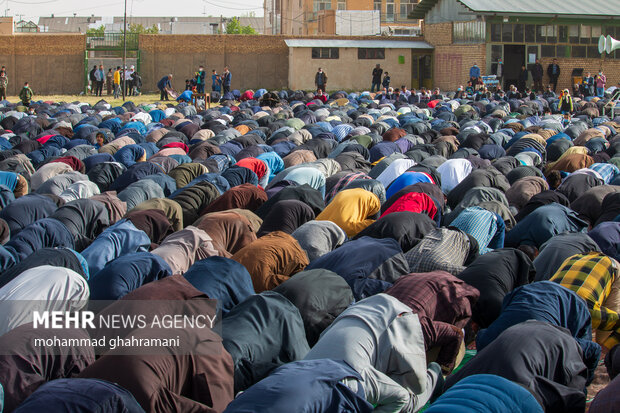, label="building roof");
[409,0,619,19]
[285,39,433,49]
